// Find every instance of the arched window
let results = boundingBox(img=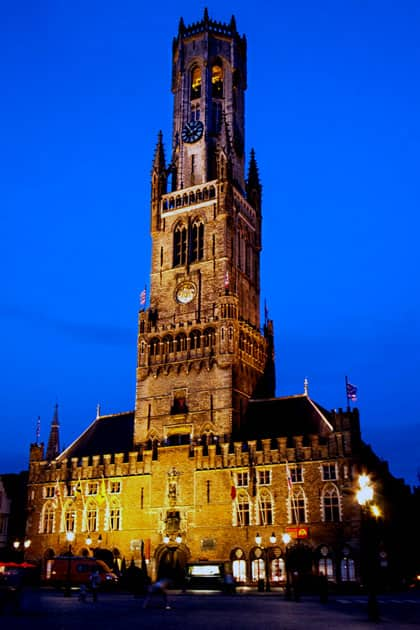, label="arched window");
[85,500,98,533]
[64,506,76,533]
[190,330,201,350]
[191,66,201,99]
[204,328,216,348]
[318,557,335,579]
[211,63,223,97]
[176,333,187,352]
[41,502,55,534]
[236,490,250,526]
[173,223,187,266]
[271,557,286,583]
[163,335,174,354]
[289,486,306,524]
[191,103,200,121]
[191,219,204,262]
[108,499,121,532]
[340,557,356,581]
[150,337,160,356]
[322,484,341,522]
[232,559,247,583]
[258,489,273,525]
